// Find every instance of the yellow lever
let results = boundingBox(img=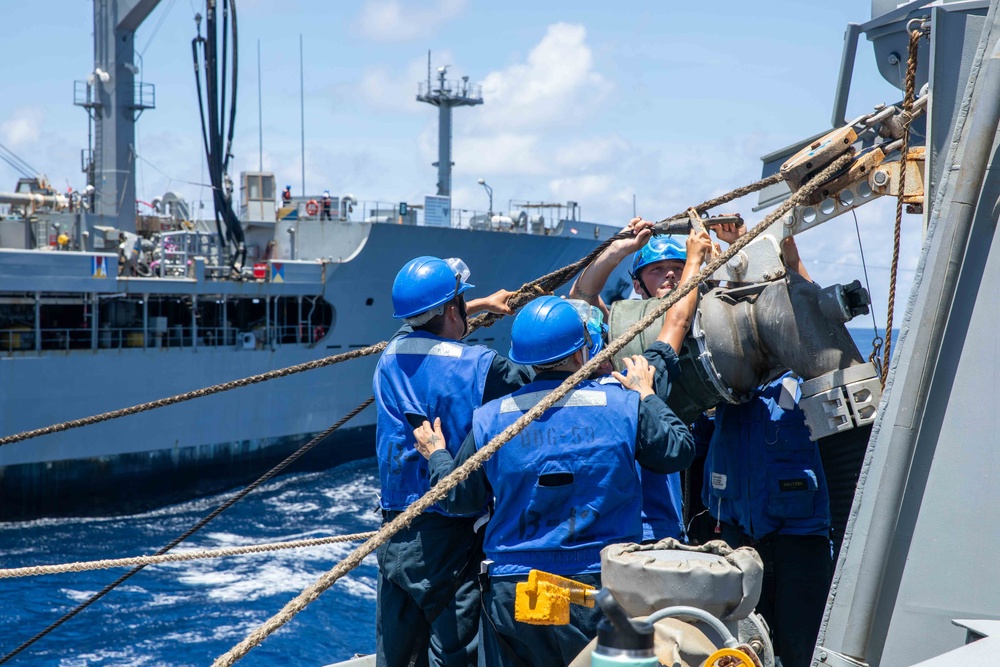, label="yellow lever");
[514,569,597,625]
